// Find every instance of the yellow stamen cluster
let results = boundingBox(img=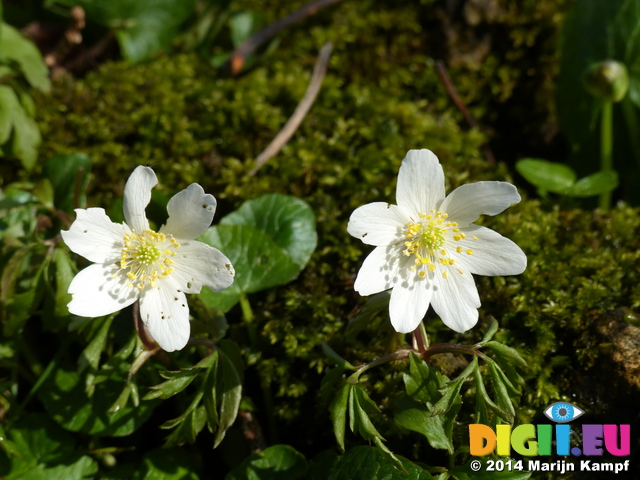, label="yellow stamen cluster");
[115,229,180,290]
[401,210,479,280]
